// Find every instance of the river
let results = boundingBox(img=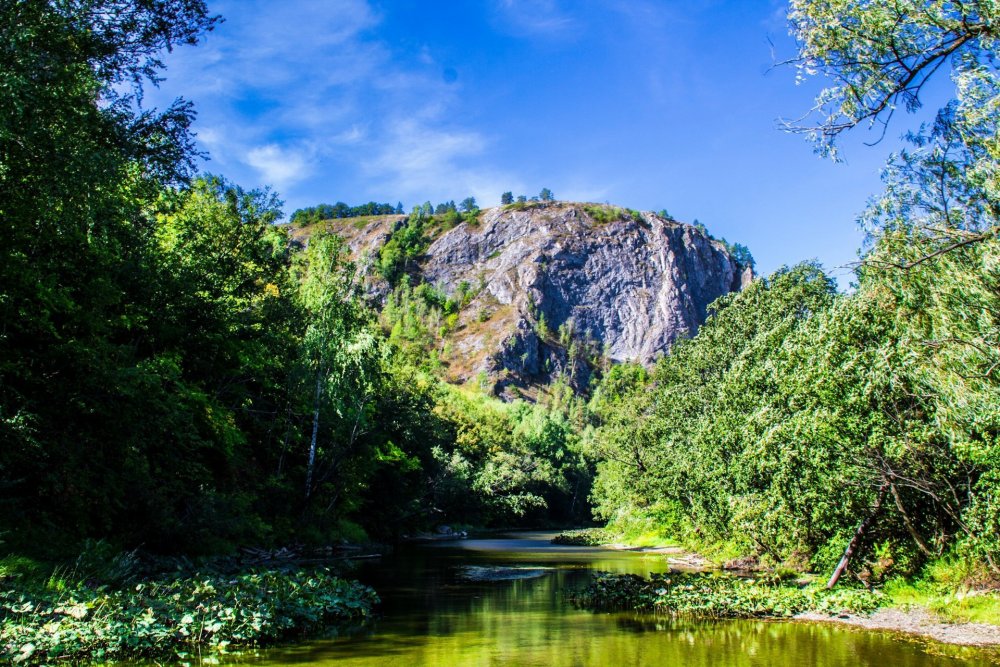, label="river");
[235,532,996,666]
